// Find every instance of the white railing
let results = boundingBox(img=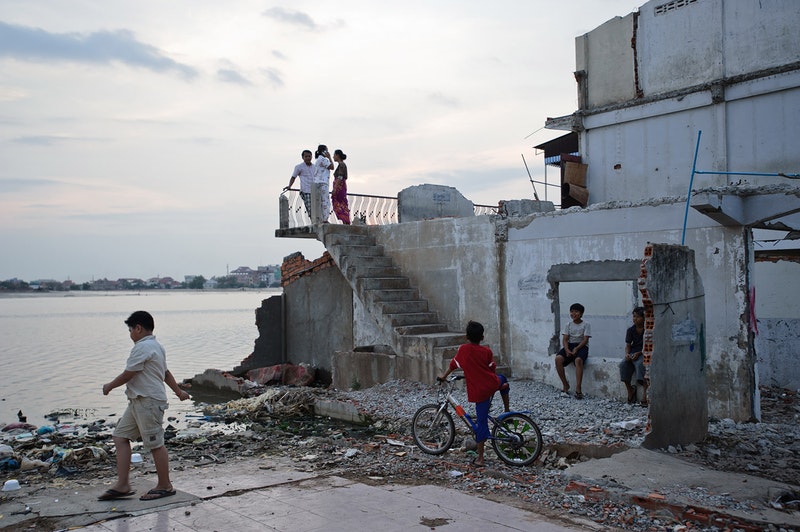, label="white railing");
[279,189,498,229]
